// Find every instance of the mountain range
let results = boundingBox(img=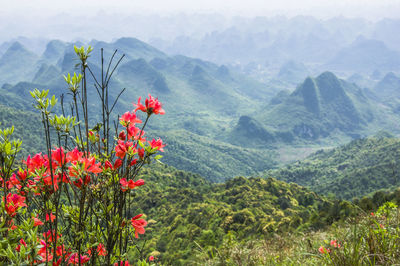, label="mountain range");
[1,37,400,182]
